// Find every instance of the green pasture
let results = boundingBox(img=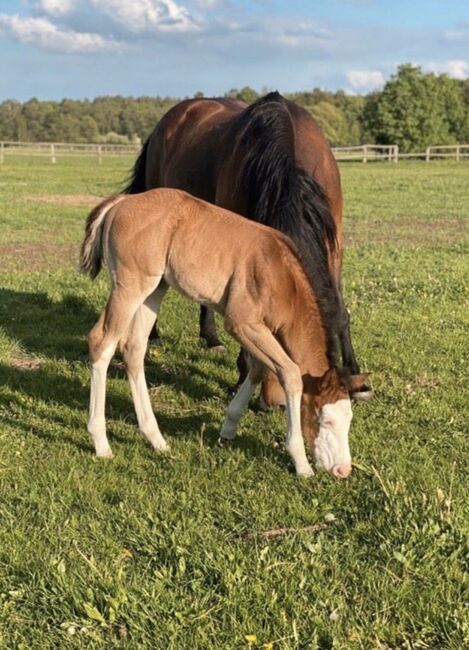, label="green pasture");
[0,157,468,648]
